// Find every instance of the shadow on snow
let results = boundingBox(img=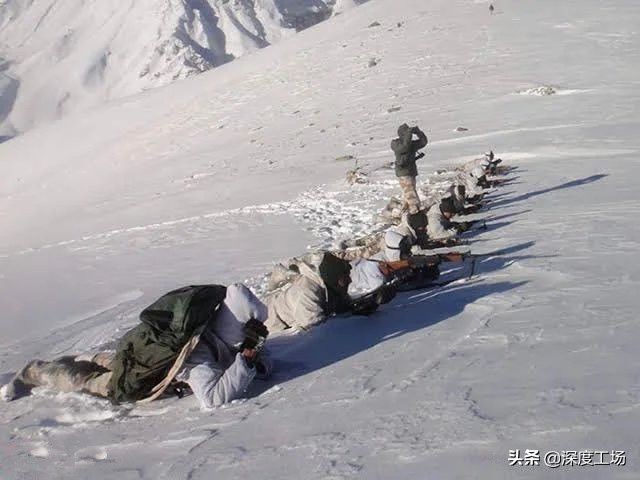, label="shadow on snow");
[249,240,539,396]
[253,278,528,395]
[489,174,608,209]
